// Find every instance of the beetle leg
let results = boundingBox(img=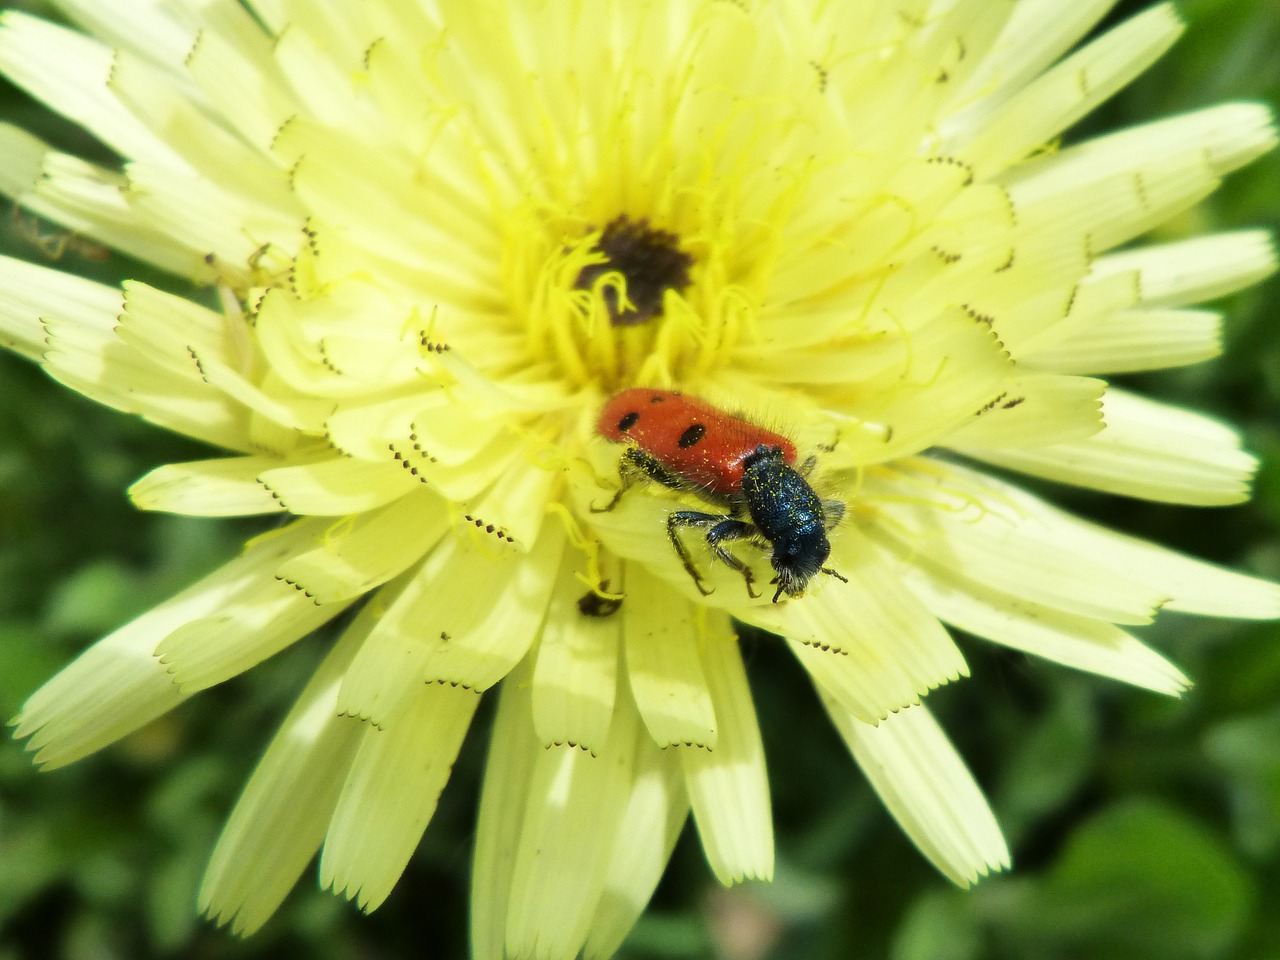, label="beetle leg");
[666,510,722,595]
[592,446,683,512]
[703,518,762,599]
[822,498,845,529]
